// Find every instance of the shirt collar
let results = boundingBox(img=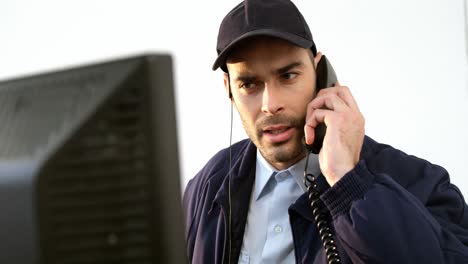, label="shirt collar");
[254,149,321,200]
